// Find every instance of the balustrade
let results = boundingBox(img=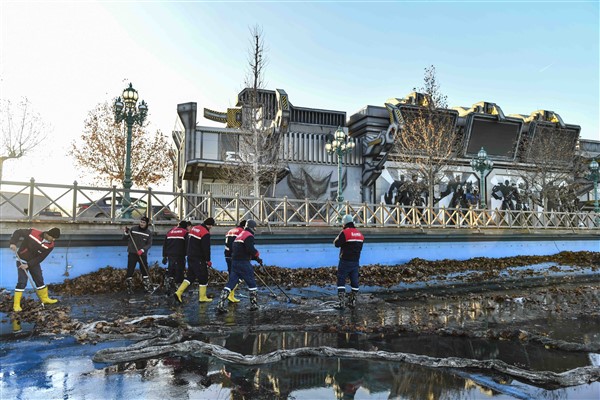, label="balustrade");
[0,179,598,230]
